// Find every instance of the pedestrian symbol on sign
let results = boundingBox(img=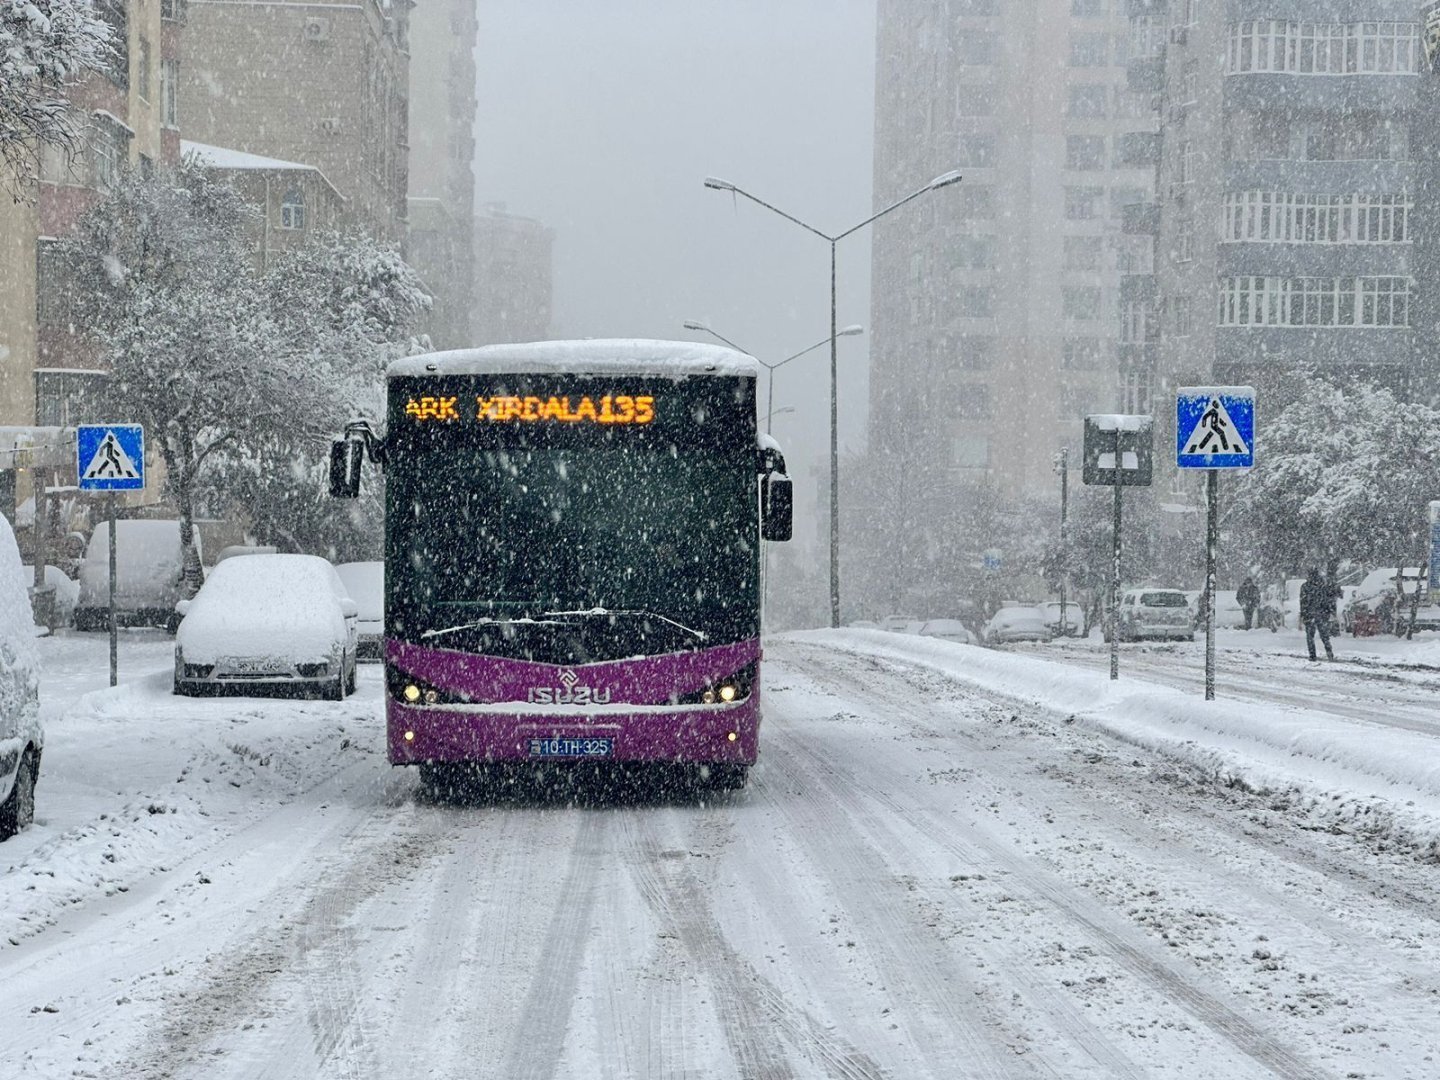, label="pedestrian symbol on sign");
[81,431,140,480]
[1180,396,1249,458]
